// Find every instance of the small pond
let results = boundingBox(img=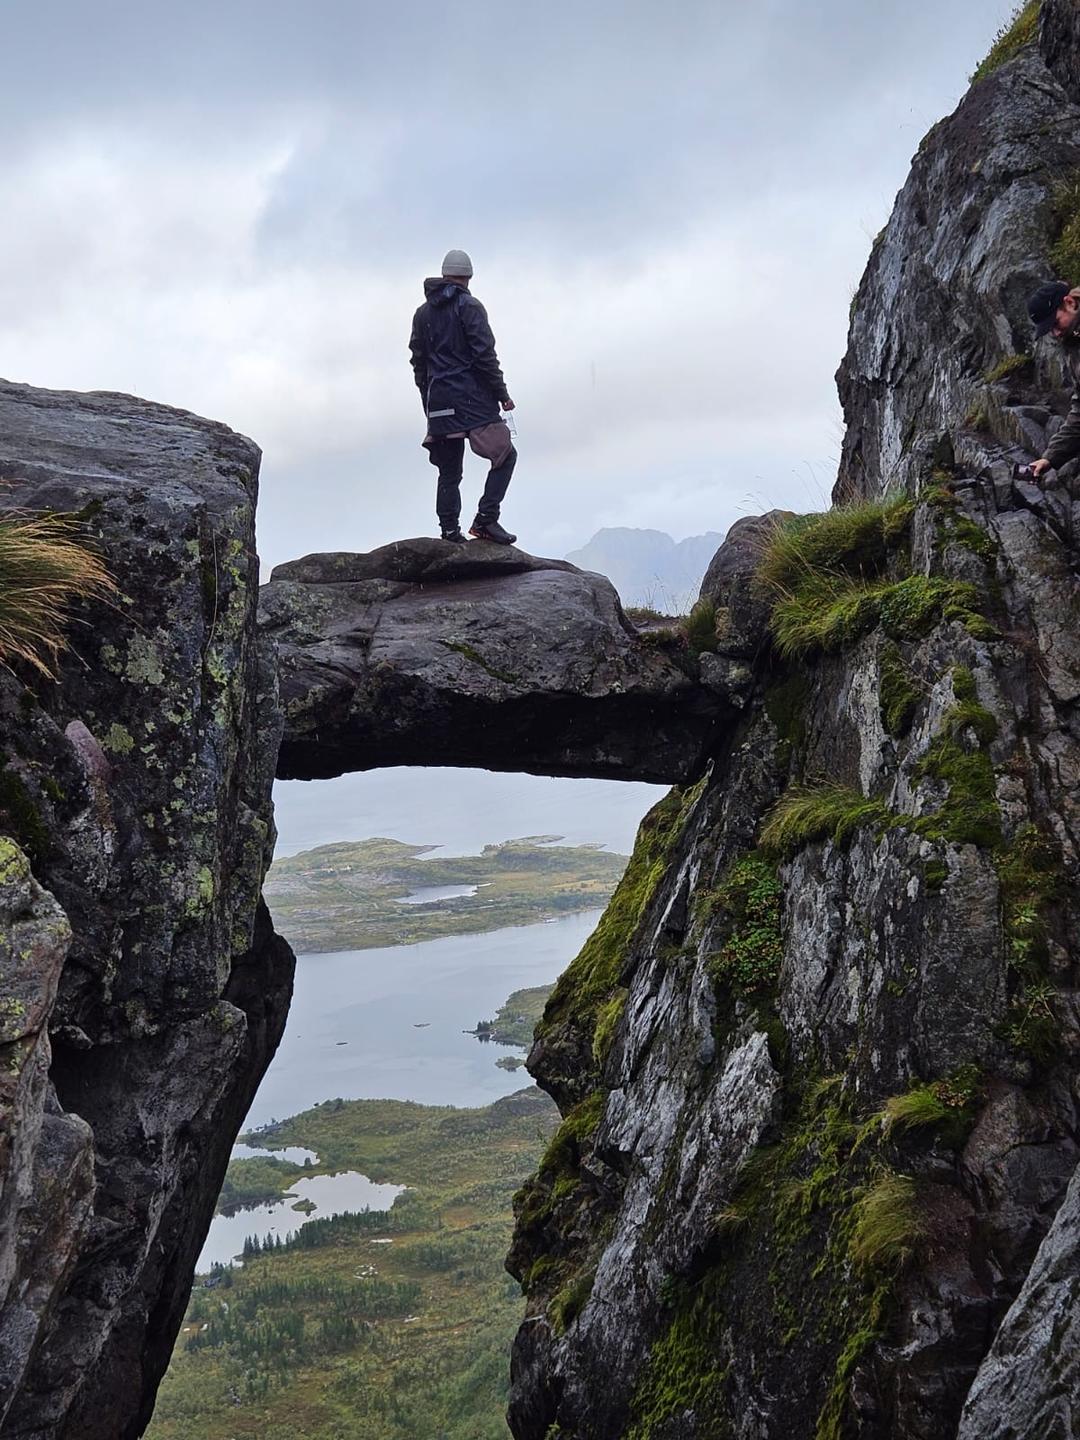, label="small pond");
[198,1166,404,1272]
